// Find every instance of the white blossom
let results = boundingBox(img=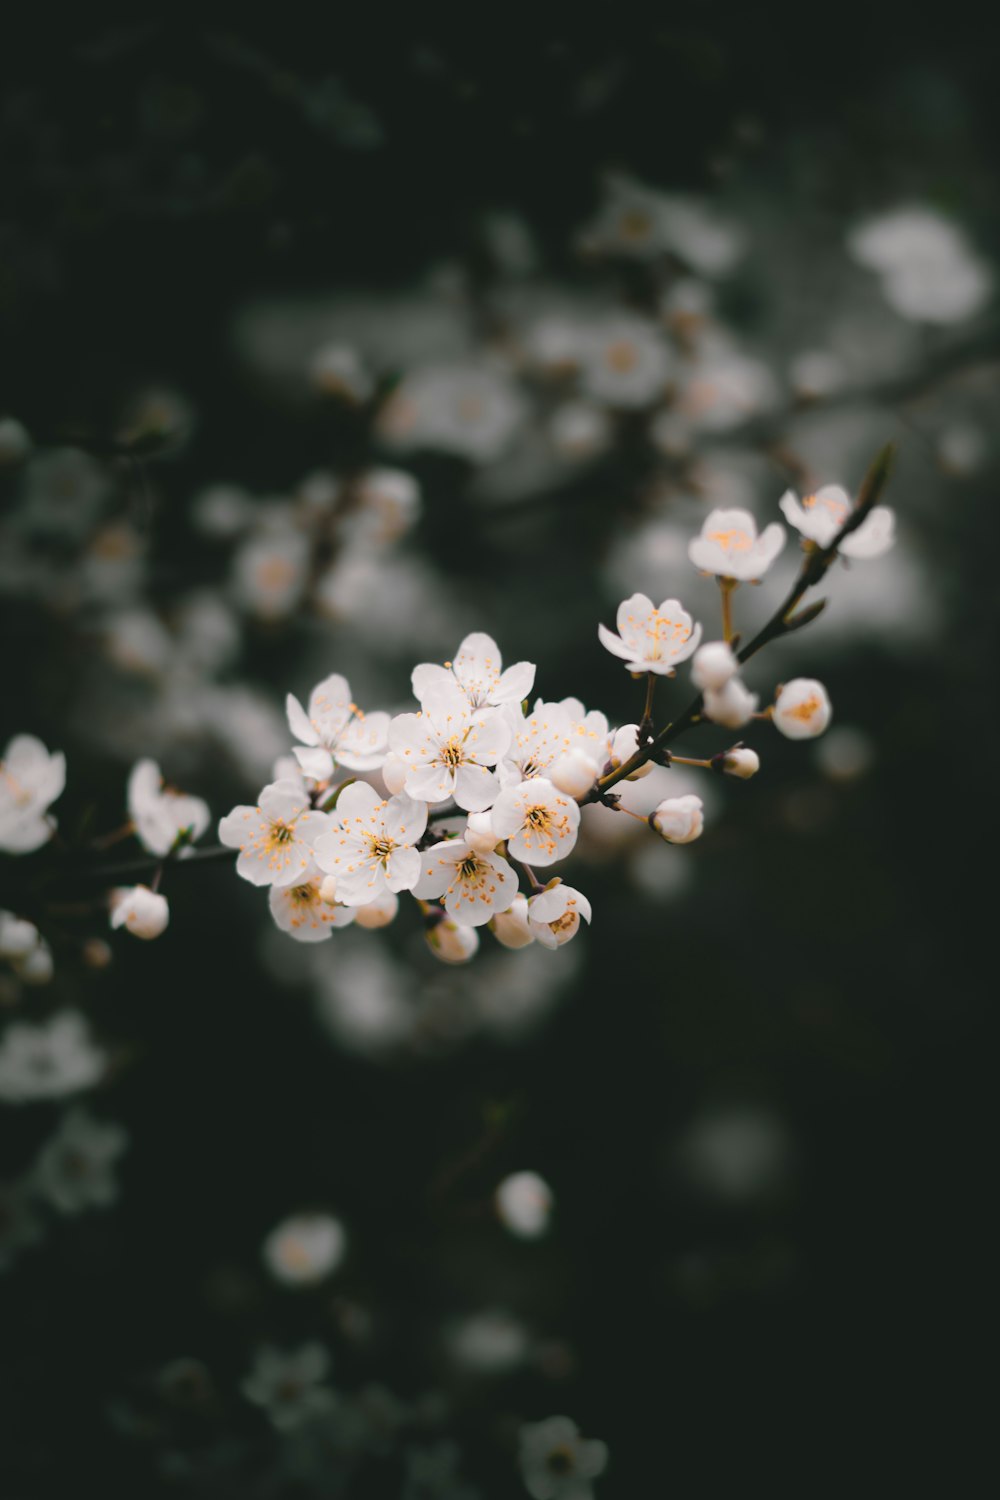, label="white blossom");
[0,735,66,854]
[720,747,760,779]
[31,1107,128,1214]
[0,1012,104,1104]
[688,507,785,581]
[598,593,701,676]
[353,891,399,929]
[491,779,580,867]
[519,1415,608,1500]
[313,783,427,905]
[691,640,739,692]
[388,690,509,811]
[110,885,170,940]
[779,486,895,559]
[414,839,519,927]
[268,877,356,942]
[352,467,421,543]
[464,810,500,854]
[127,759,210,857]
[650,795,704,844]
[578,315,673,409]
[426,917,480,964]
[242,1344,332,1430]
[286,672,390,780]
[702,677,758,729]
[377,363,526,464]
[412,632,535,712]
[380,752,409,795]
[309,342,373,401]
[490,893,535,949]
[499,700,575,786]
[609,725,653,778]
[527,884,592,950]
[262,1213,346,1286]
[548,750,599,799]
[496,1171,553,1239]
[219,780,329,889]
[232,527,310,621]
[773,679,832,740]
